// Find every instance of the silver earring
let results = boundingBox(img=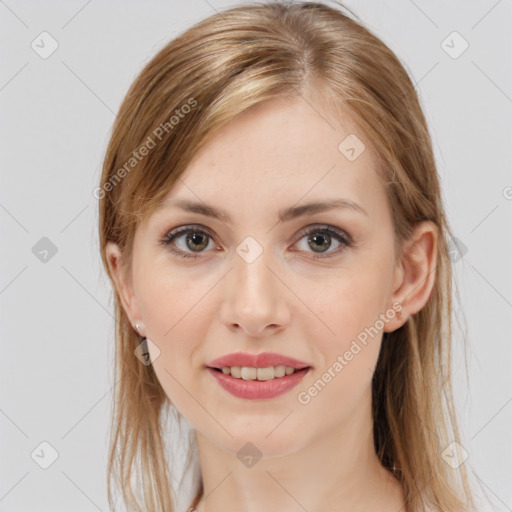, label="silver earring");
[135,322,143,334]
